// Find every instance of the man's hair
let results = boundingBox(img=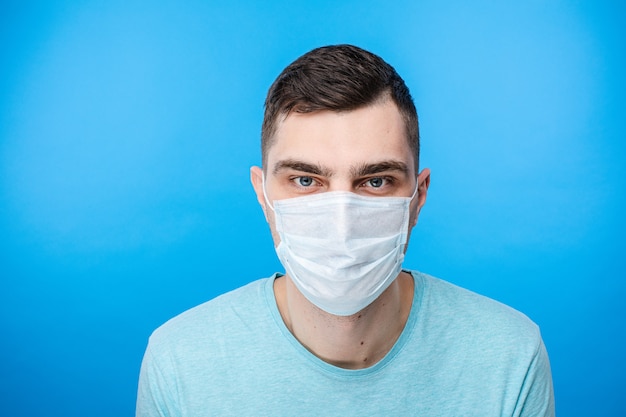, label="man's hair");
[261,44,419,169]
